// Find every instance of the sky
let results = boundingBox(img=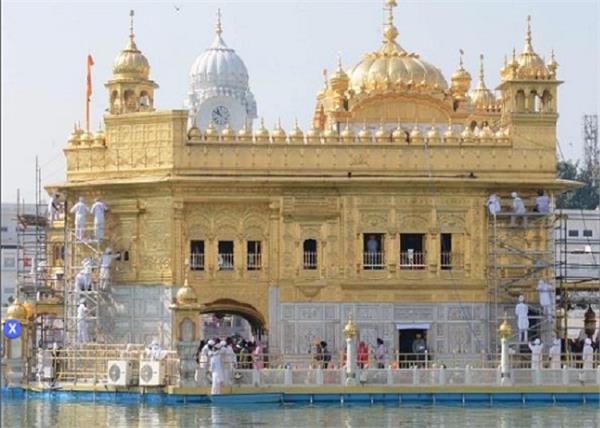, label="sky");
[2,0,599,203]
